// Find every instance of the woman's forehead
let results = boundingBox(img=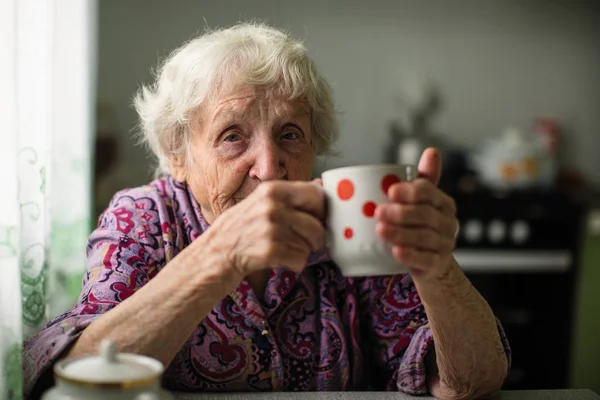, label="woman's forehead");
[205,86,310,121]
